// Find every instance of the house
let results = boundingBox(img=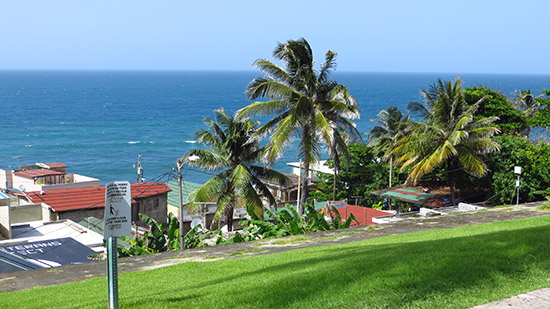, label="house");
[287,160,333,181]
[14,182,171,226]
[165,180,204,217]
[165,180,219,231]
[371,186,454,210]
[316,201,394,226]
[261,173,302,207]
[0,162,100,192]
